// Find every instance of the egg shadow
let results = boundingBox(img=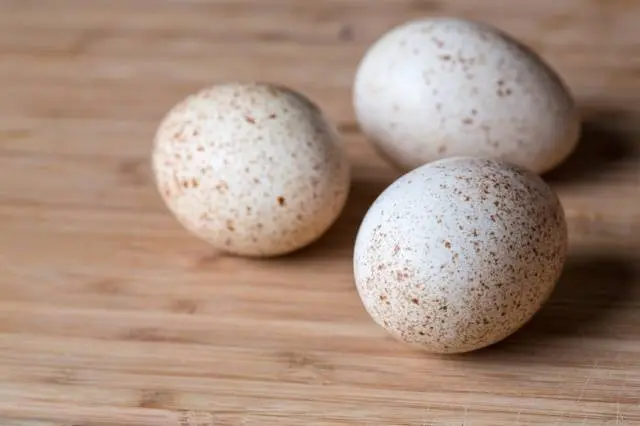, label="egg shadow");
[453,253,638,365]
[287,175,394,260]
[544,107,638,184]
